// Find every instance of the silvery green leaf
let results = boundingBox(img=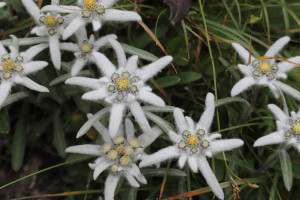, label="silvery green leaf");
[120,43,158,62]
[215,97,251,111]
[144,111,174,133]
[142,168,186,177]
[77,107,110,138]
[1,37,48,46]
[278,149,293,191]
[142,105,182,113]
[50,70,92,86]
[61,61,74,72]
[0,92,28,109]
